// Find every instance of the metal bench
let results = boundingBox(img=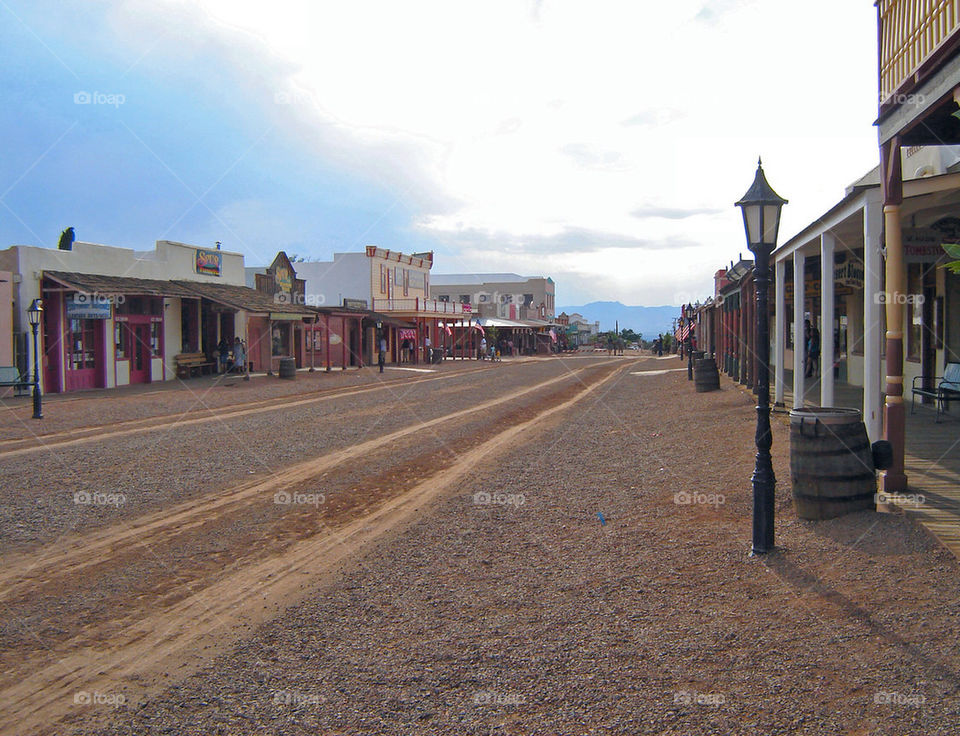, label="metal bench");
[174,353,215,379]
[0,366,31,397]
[912,362,960,422]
